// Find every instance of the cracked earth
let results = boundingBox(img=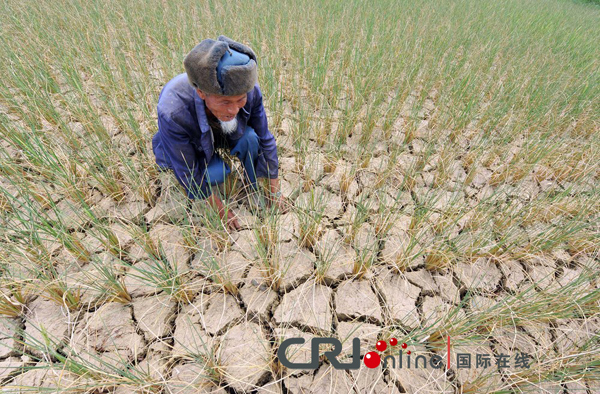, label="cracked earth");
[1,136,598,393]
